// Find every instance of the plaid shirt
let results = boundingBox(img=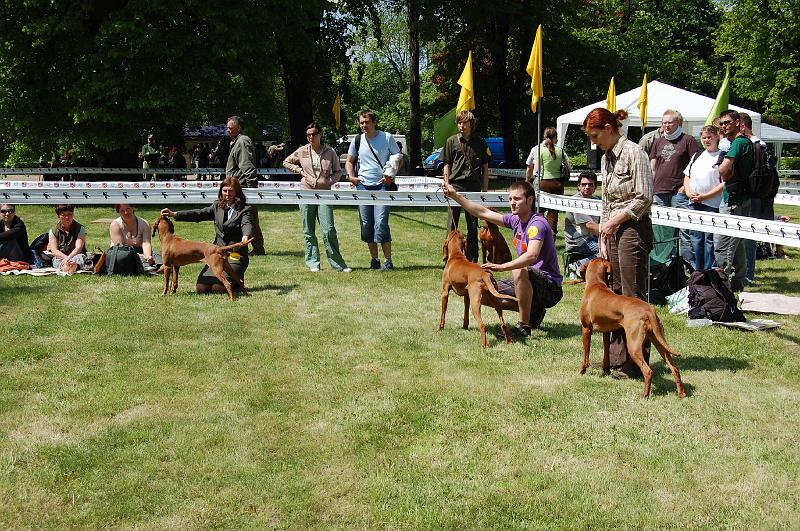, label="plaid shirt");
[600,135,653,227]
